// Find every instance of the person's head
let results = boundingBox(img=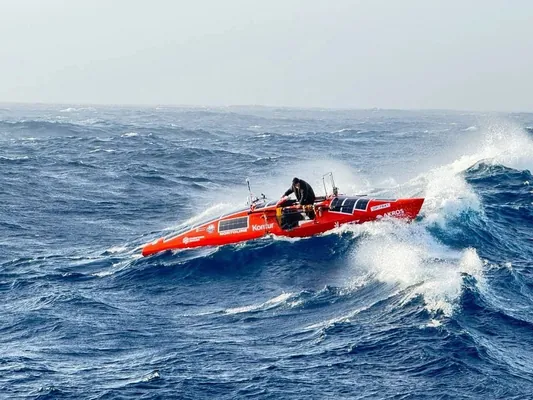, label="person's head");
[292,177,300,188]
